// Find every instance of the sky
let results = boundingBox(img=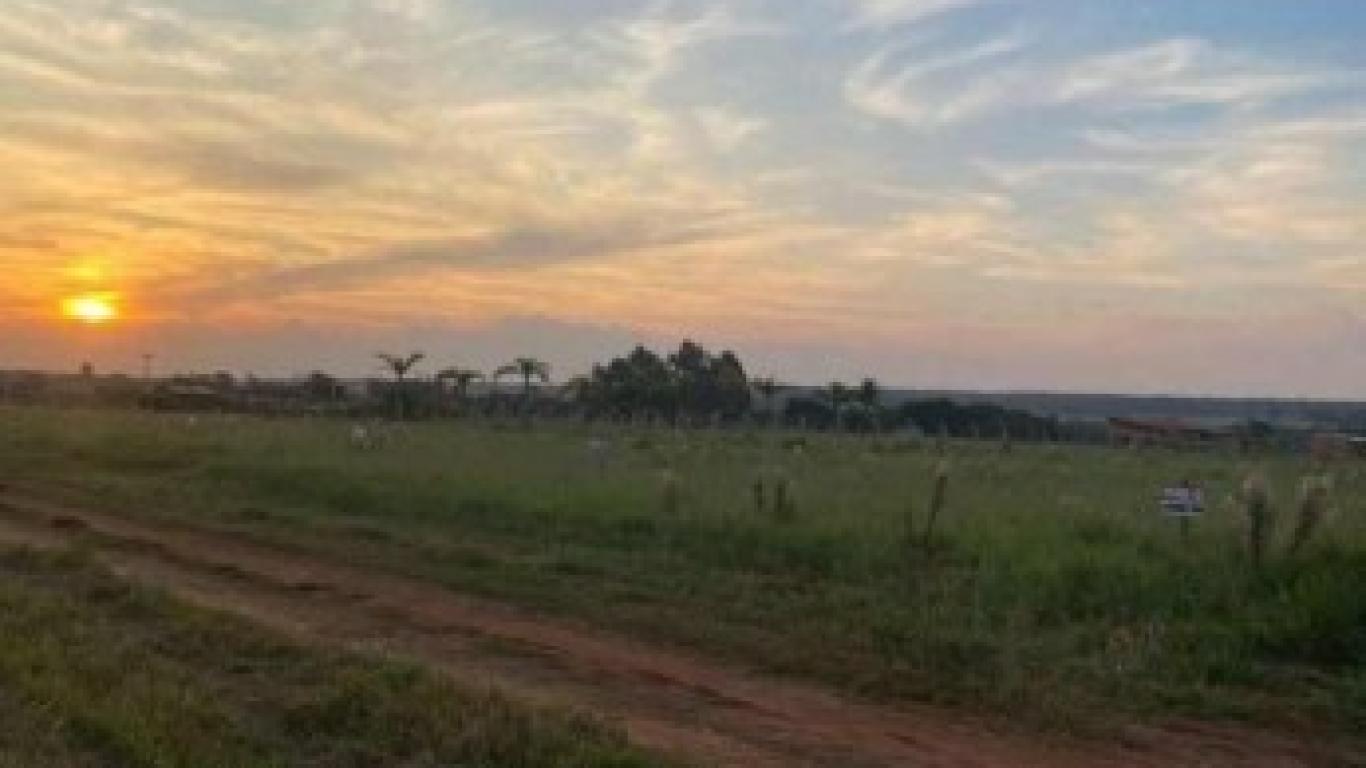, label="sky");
[2,0,1365,397]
